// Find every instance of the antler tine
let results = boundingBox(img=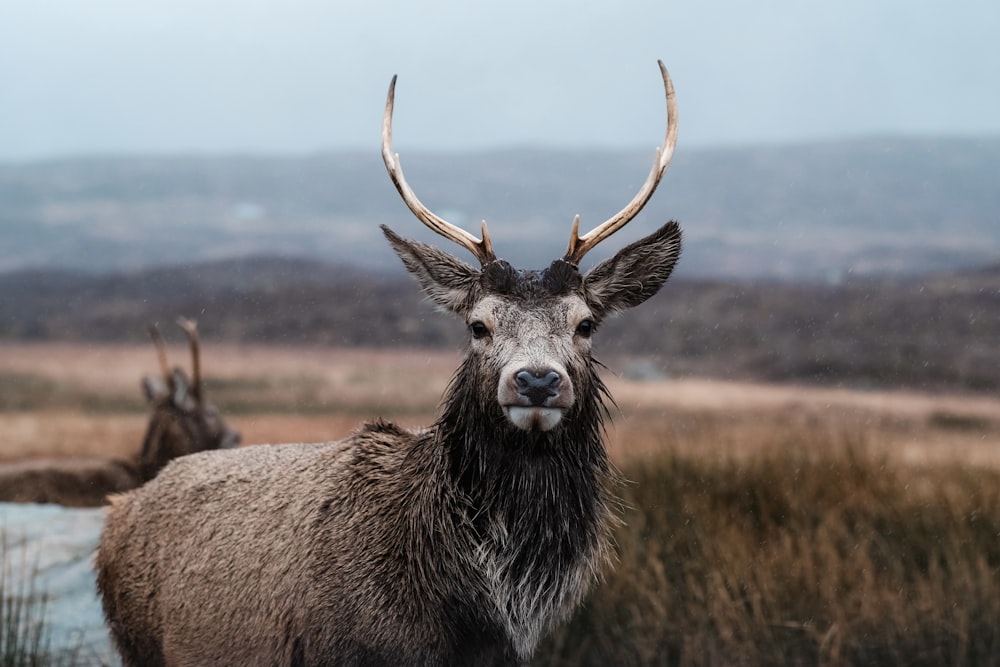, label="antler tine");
[564,60,678,265]
[148,325,170,380]
[381,75,496,265]
[176,317,202,403]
